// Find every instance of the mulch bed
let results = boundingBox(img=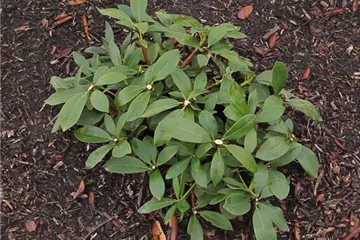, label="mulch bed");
[1,0,359,239]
